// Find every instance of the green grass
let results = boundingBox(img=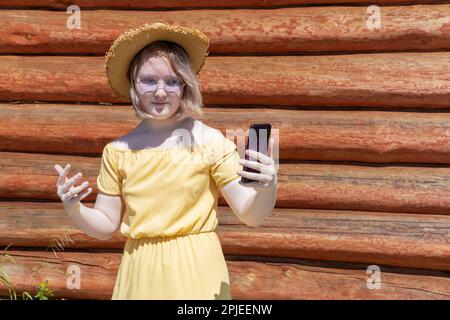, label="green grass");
[0,243,54,300]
